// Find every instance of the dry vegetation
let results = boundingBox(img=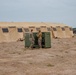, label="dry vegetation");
[0,36,76,75]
